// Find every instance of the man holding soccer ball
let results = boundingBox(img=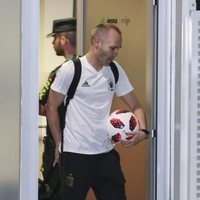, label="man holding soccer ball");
[46,23,149,200]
